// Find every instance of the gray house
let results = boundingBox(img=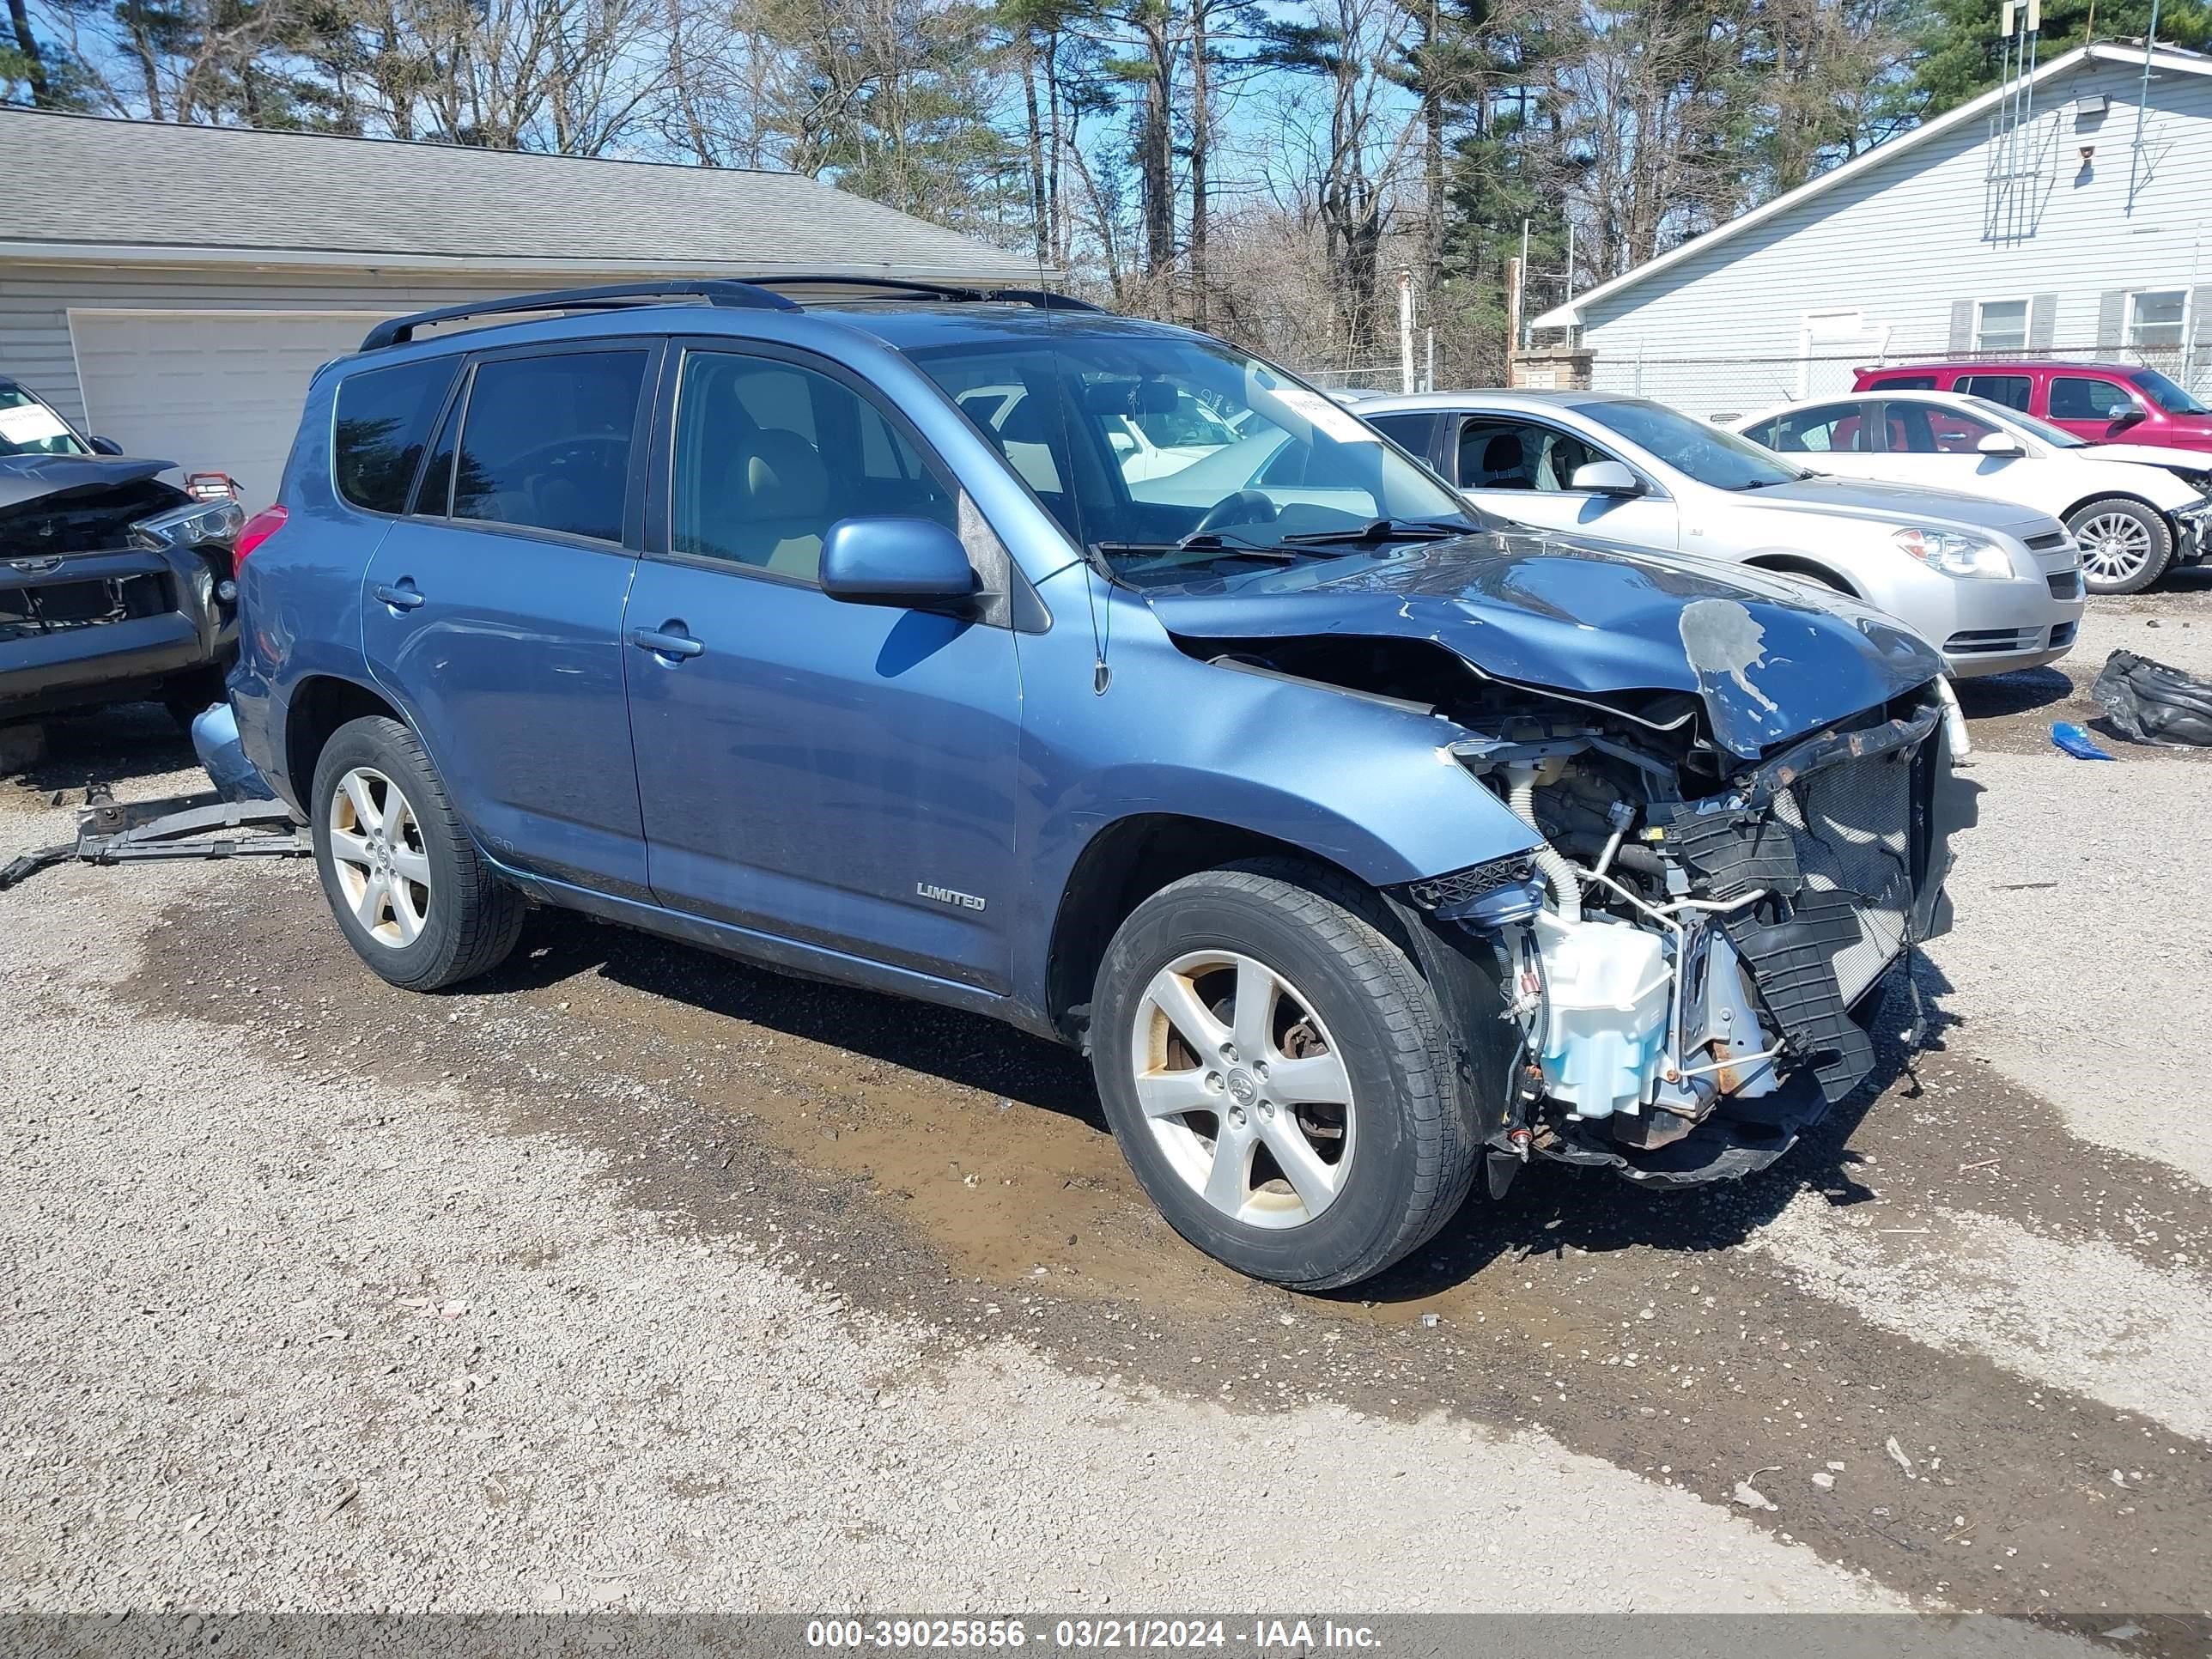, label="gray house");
[1530,44,2212,419]
[0,111,1042,506]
